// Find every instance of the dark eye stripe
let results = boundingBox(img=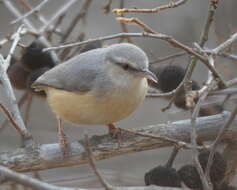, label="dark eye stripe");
[114,62,139,72]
